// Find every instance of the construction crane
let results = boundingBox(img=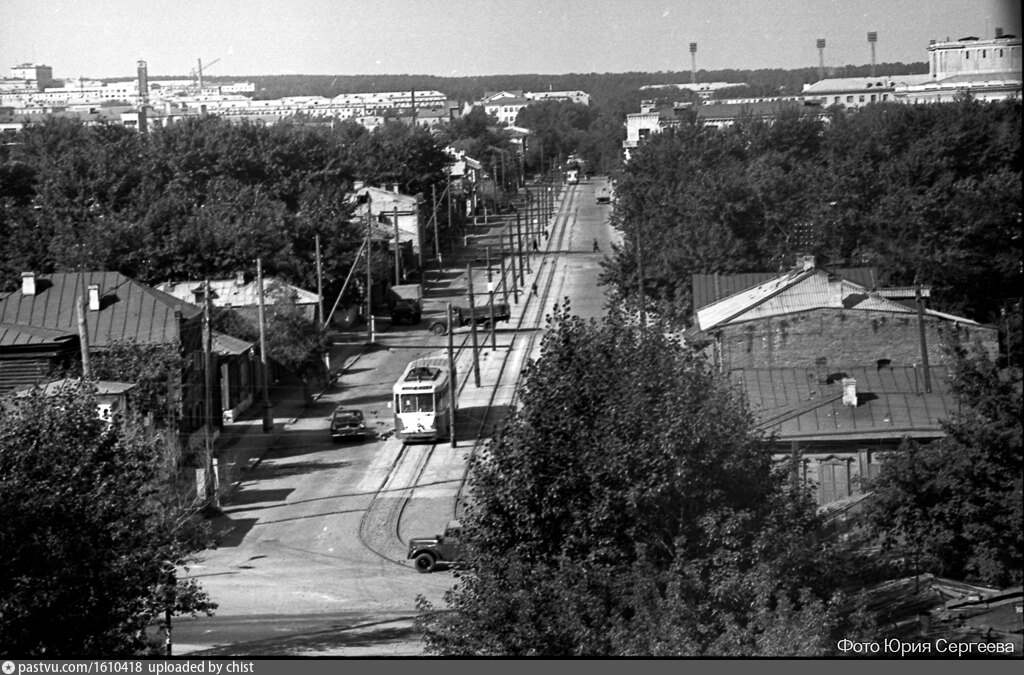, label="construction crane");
[191,57,222,90]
